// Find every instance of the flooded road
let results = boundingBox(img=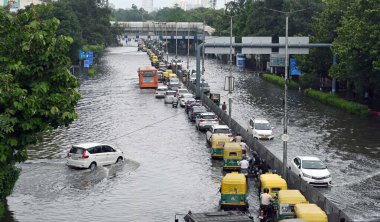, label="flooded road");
[5,45,380,222]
